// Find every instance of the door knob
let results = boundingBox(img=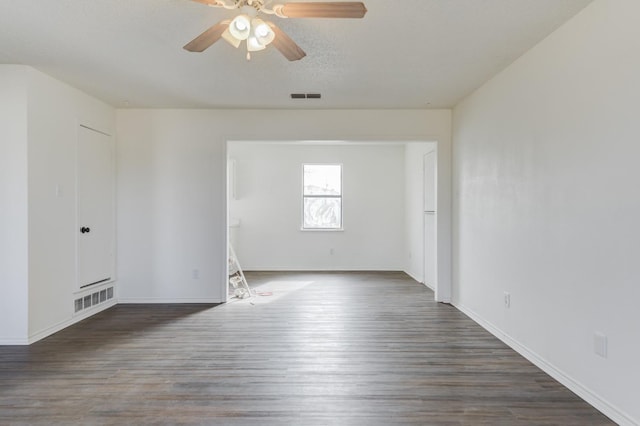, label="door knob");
[80,227,91,233]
